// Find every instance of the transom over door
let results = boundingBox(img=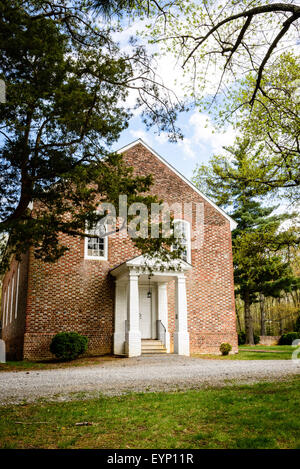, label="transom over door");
[139,287,152,338]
